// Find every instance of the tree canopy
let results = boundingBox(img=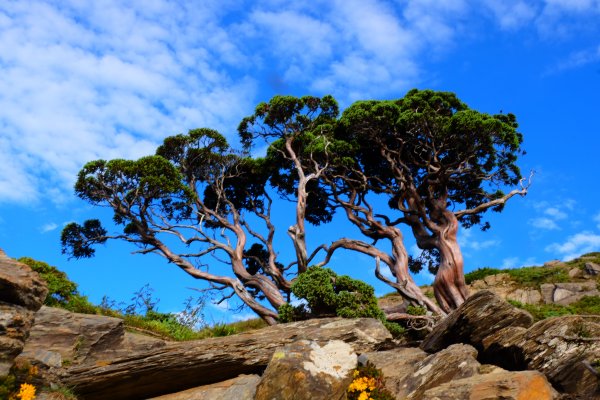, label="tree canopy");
[62,90,528,323]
